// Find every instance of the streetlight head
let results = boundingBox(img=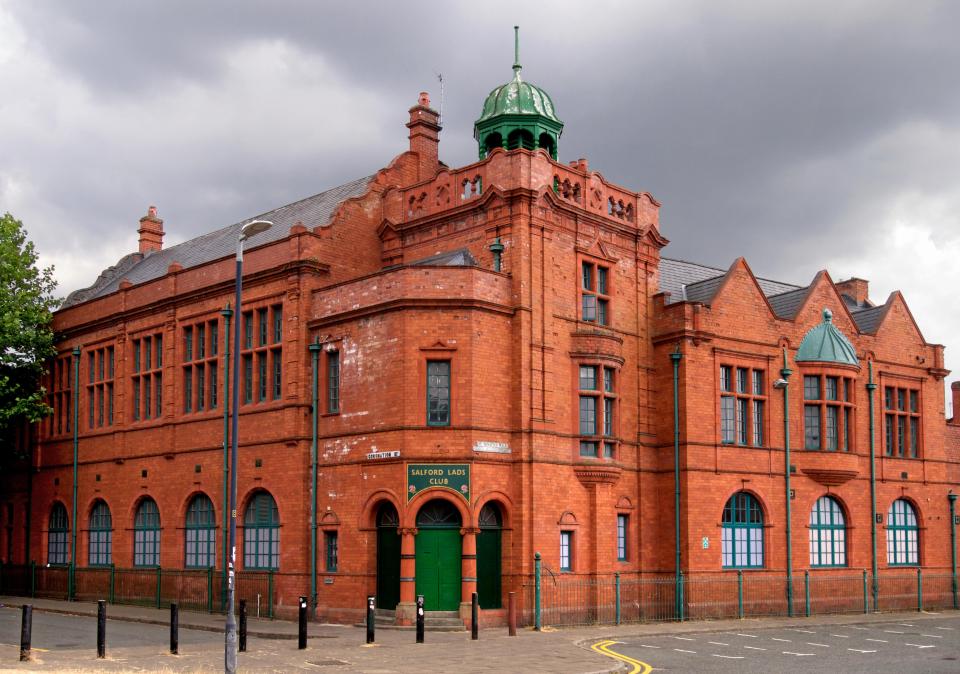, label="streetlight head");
[240,219,273,241]
[772,378,789,389]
